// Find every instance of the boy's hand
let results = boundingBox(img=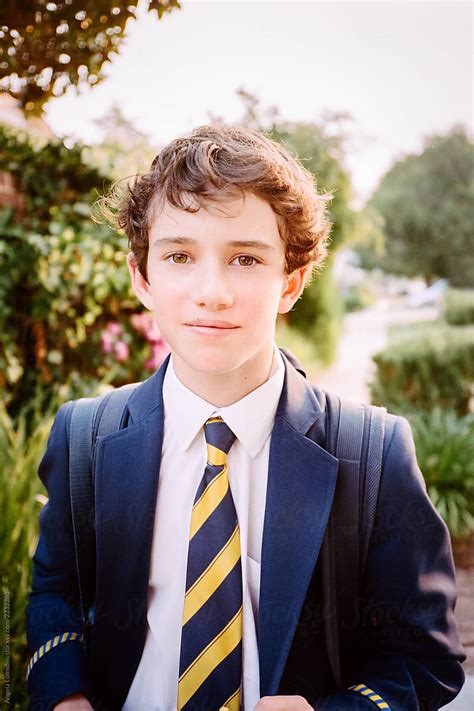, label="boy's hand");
[53,693,93,710]
[254,696,314,710]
